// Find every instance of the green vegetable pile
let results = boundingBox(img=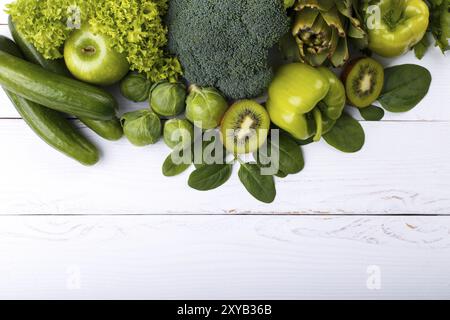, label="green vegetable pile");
[166,0,290,99]
[6,0,181,83]
[0,0,448,204]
